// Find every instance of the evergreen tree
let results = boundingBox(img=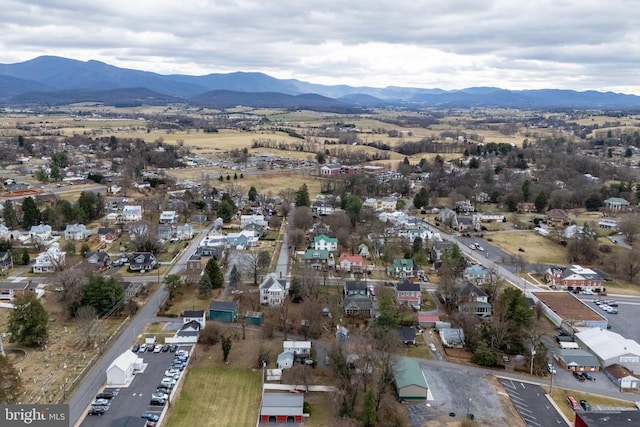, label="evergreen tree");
[3,200,18,228]
[229,264,241,287]
[8,293,48,347]
[413,187,429,209]
[216,200,234,222]
[21,196,40,229]
[295,184,310,207]
[534,191,548,213]
[75,275,125,317]
[199,274,213,297]
[221,335,232,362]
[248,186,258,202]
[204,258,224,290]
